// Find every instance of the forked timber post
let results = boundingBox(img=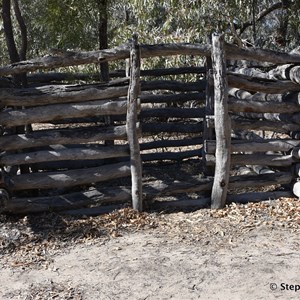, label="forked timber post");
[211,33,231,209]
